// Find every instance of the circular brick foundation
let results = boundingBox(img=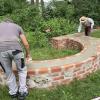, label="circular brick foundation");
[0,32,100,88]
[51,38,84,51]
[26,33,100,88]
